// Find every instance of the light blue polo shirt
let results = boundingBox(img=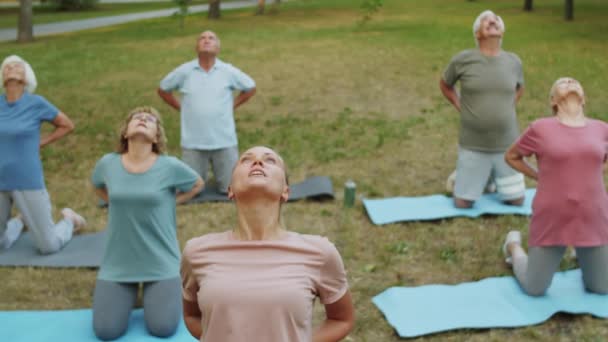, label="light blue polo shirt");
[0,93,58,190]
[91,153,199,282]
[160,58,256,150]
